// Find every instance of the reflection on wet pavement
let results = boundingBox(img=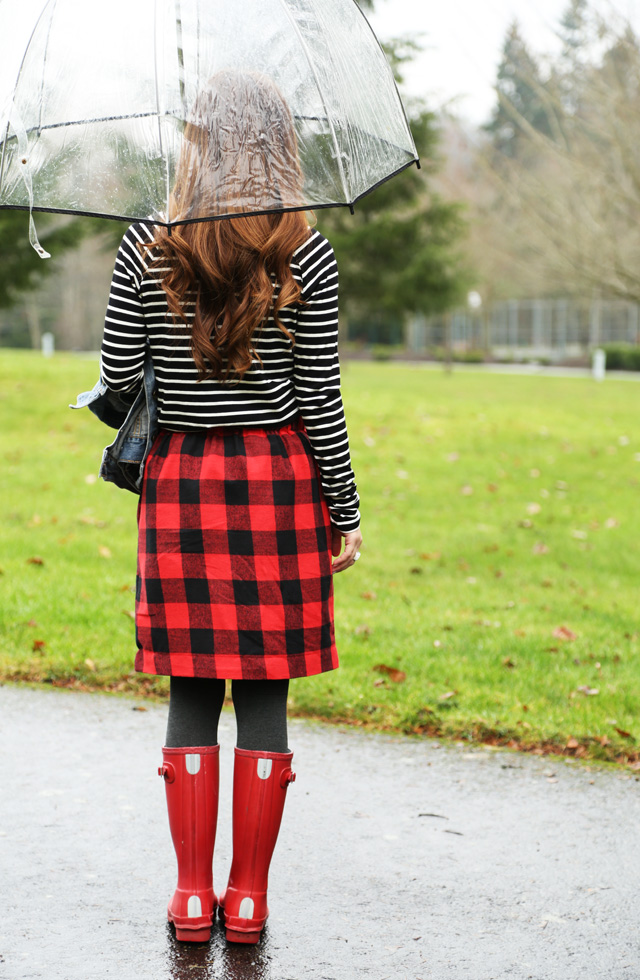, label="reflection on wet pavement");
[164,922,272,980]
